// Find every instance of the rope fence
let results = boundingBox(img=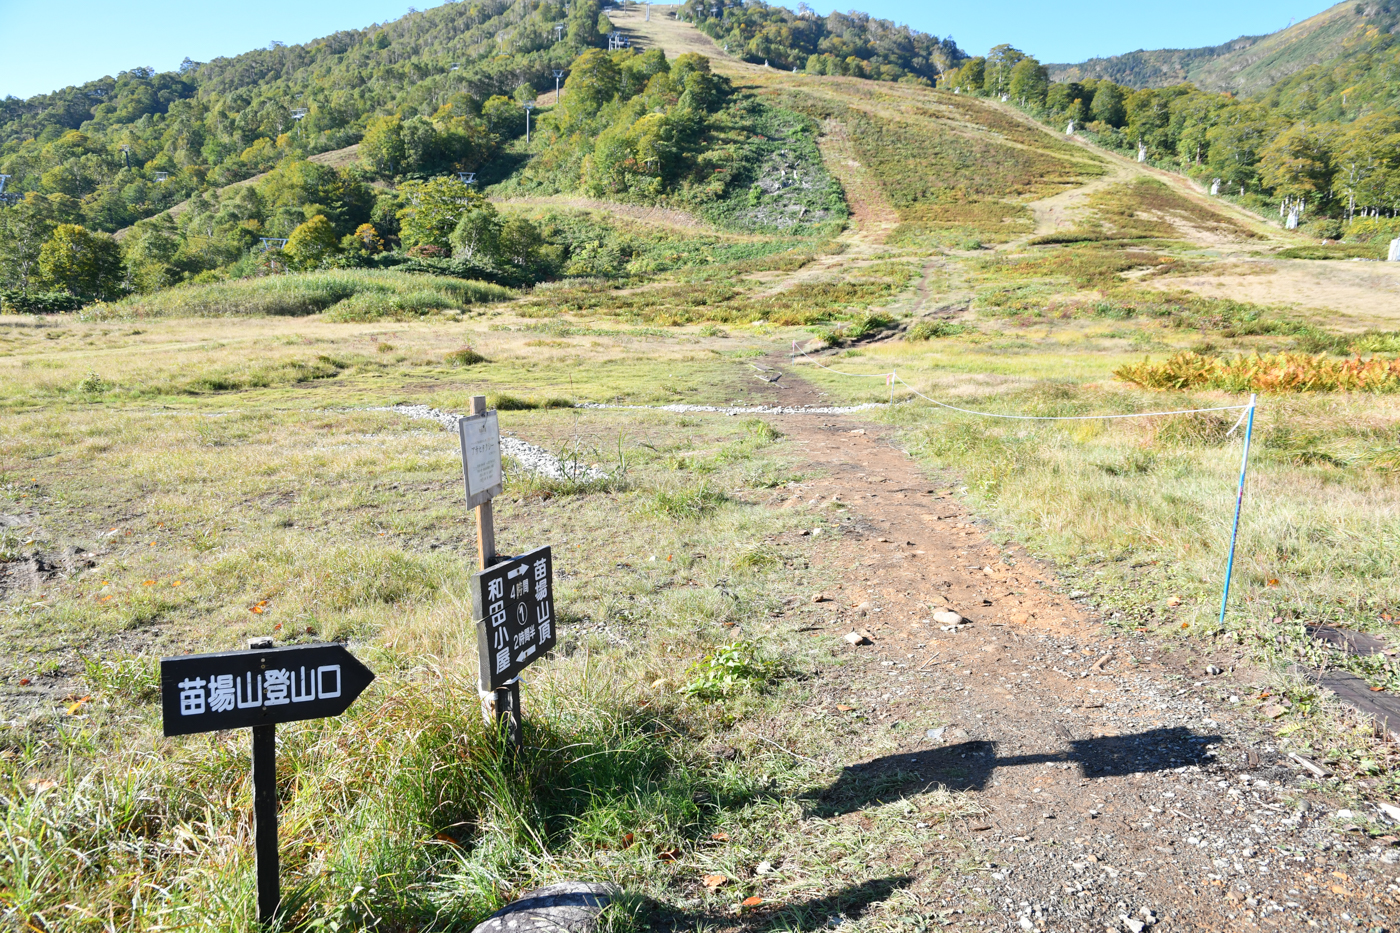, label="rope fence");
[791,341,1258,626]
